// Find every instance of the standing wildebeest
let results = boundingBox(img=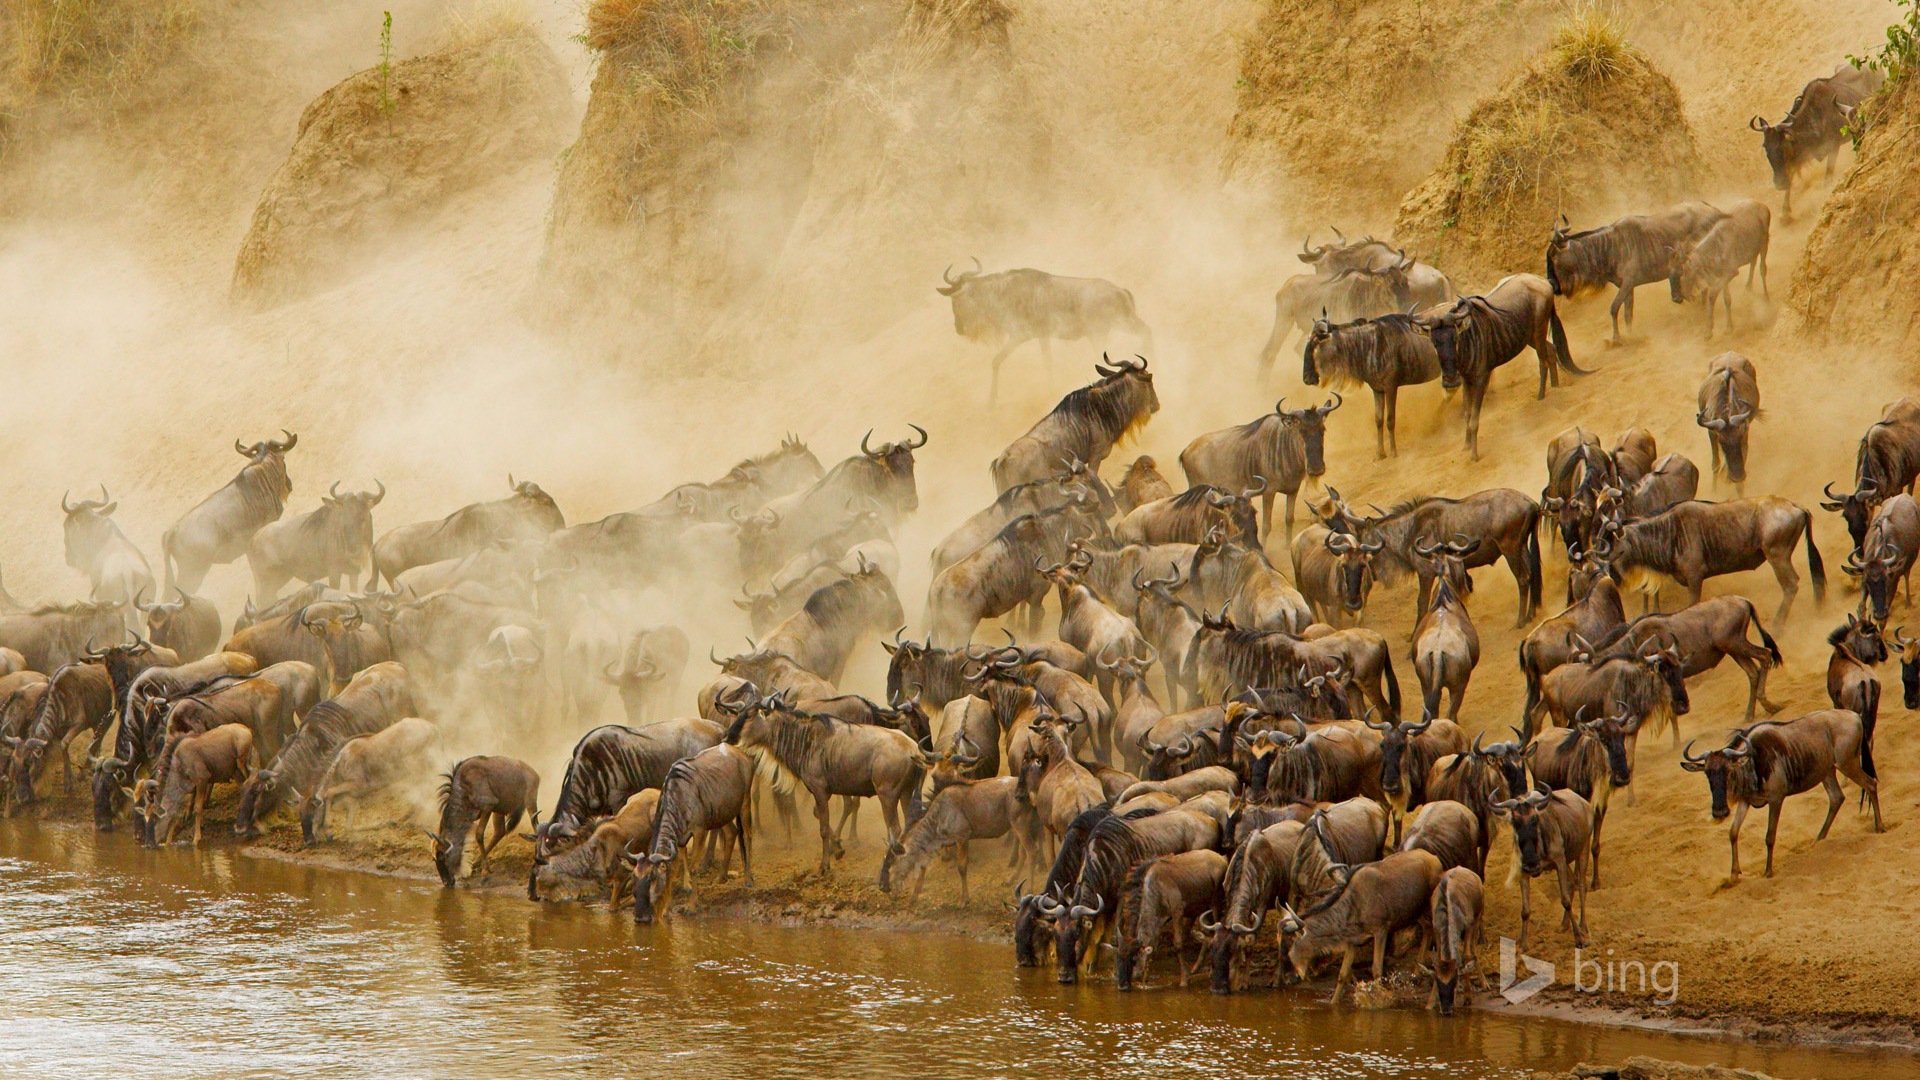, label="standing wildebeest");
[1115,487,1258,549]
[247,481,384,598]
[5,660,113,811]
[1495,784,1593,951]
[162,431,296,594]
[1410,541,1479,722]
[735,428,926,579]
[1526,709,1633,887]
[1751,64,1882,220]
[1254,268,1403,377]
[232,661,414,837]
[1669,200,1772,335]
[1621,454,1701,523]
[925,499,1101,645]
[1398,799,1482,875]
[629,744,757,923]
[61,487,153,619]
[1116,456,1175,515]
[935,260,1153,404]
[1681,709,1882,880]
[1585,595,1783,723]
[1605,496,1825,625]
[1294,526,1376,627]
[164,662,321,766]
[1529,638,1689,748]
[1696,353,1761,490]
[1347,490,1543,625]
[723,694,926,876]
[532,719,726,867]
[1303,312,1445,459]
[880,775,1035,904]
[1366,715,1467,844]
[1519,553,1627,721]
[135,588,221,662]
[0,600,127,675]
[1113,849,1228,990]
[1427,275,1582,459]
[1848,494,1920,622]
[1610,429,1659,487]
[1424,867,1487,1015]
[141,723,254,846]
[929,463,1092,574]
[1277,848,1444,1001]
[991,357,1159,494]
[1544,202,1727,342]
[1296,232,1456,308]
[1823,398,1920,556]
[1179,395,1340,536]
[429,756,539,887]
[1427,733,1530,875]
[1202,817,1307,993]
[372,477,565,585]
[1826,616,1885,756]
[753,561,903,683]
